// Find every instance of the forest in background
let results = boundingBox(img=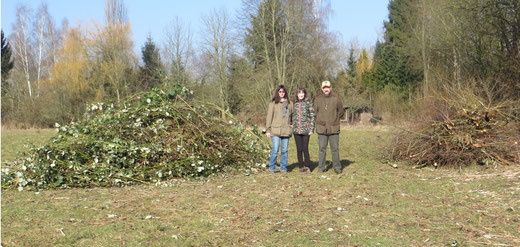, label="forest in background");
[1,0,519,128]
